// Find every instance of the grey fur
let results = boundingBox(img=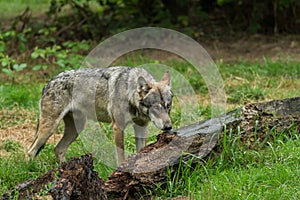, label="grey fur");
[27,67,172,165]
